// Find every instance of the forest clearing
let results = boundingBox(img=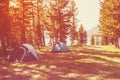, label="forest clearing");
[0,45,120,80]
[0,0,120,80]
